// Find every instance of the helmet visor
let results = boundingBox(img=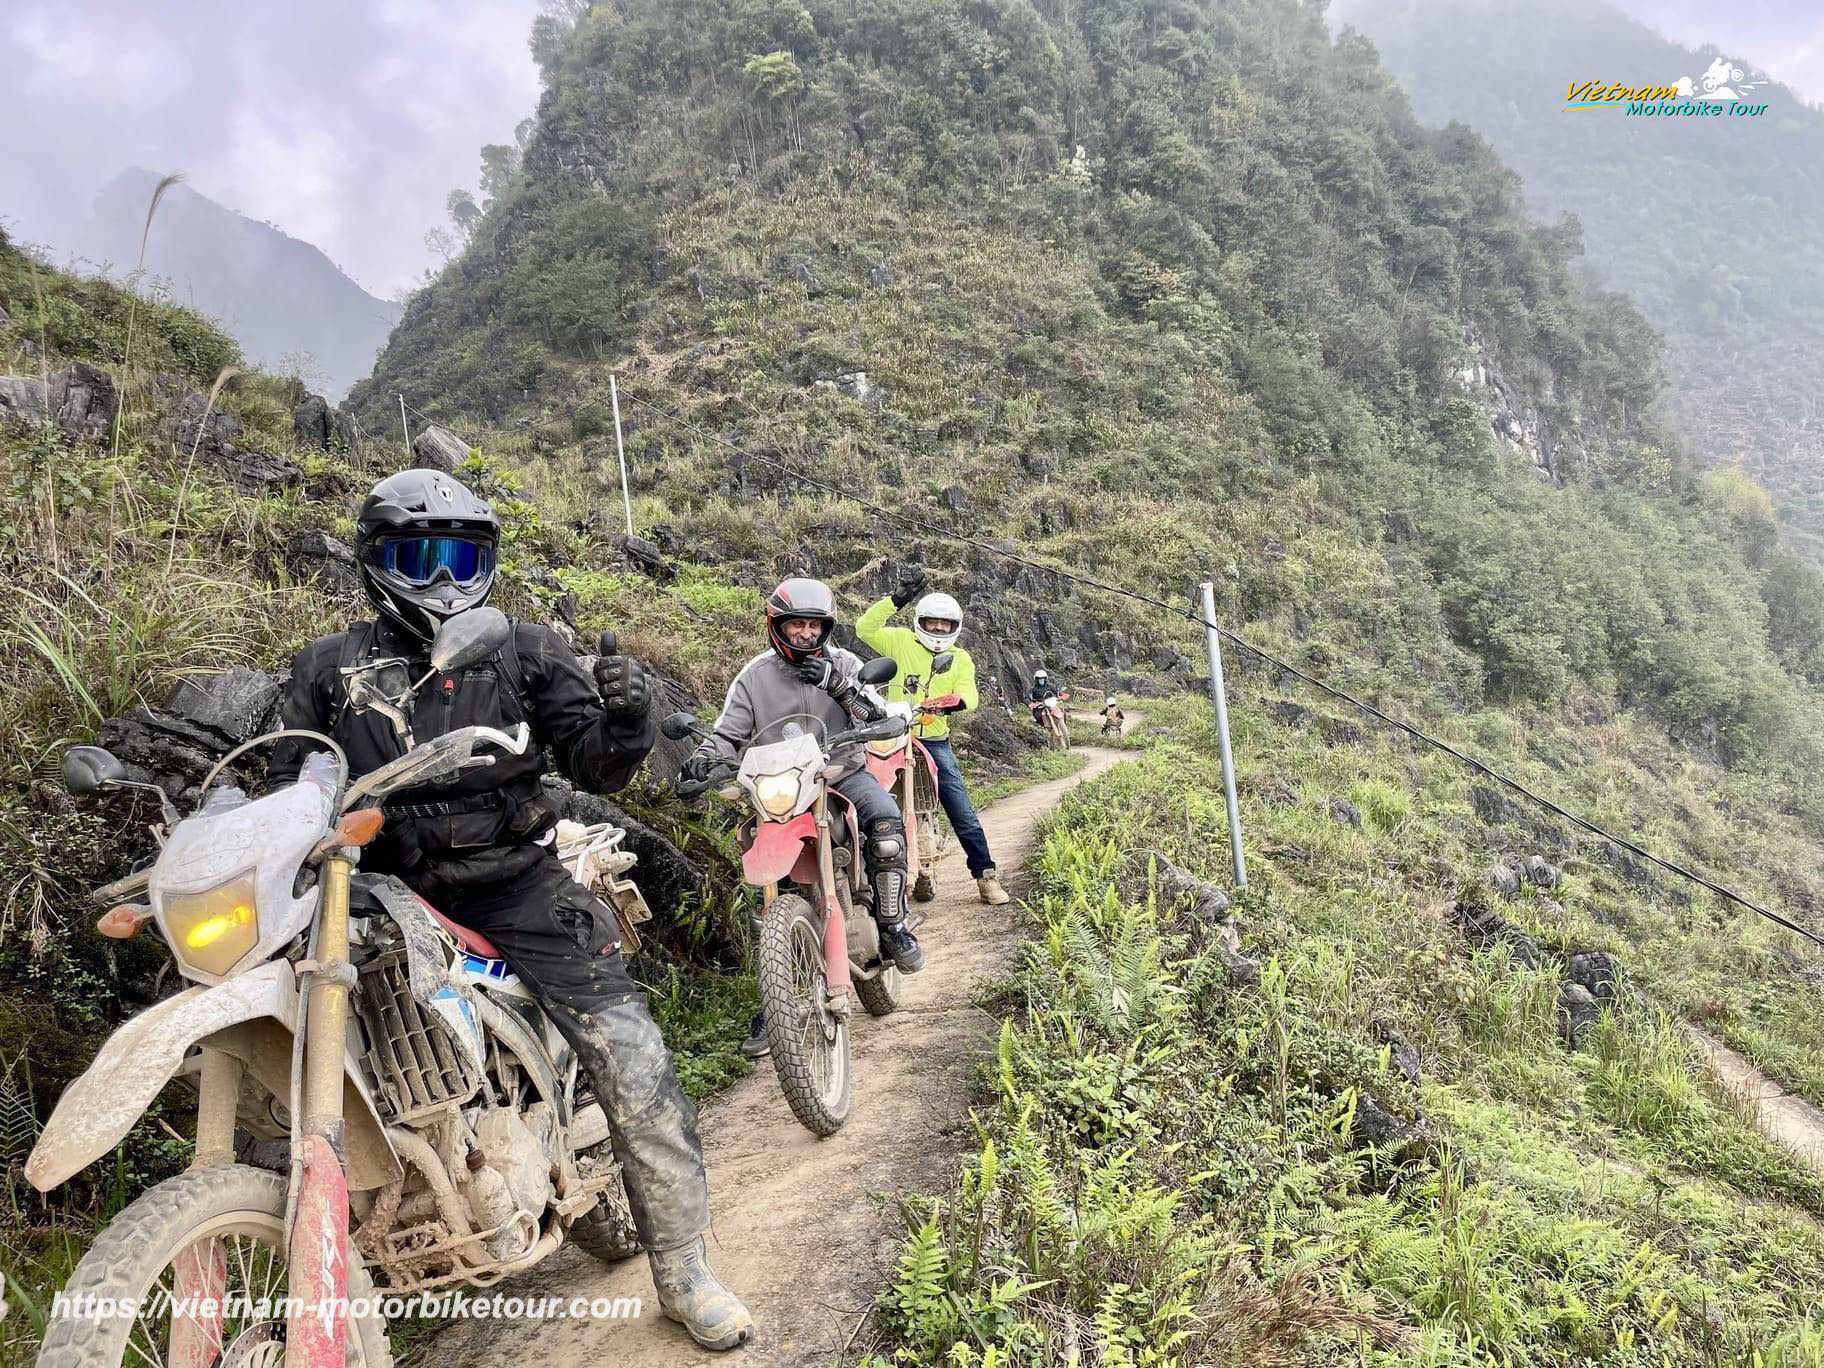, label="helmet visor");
[380,536,494,588]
